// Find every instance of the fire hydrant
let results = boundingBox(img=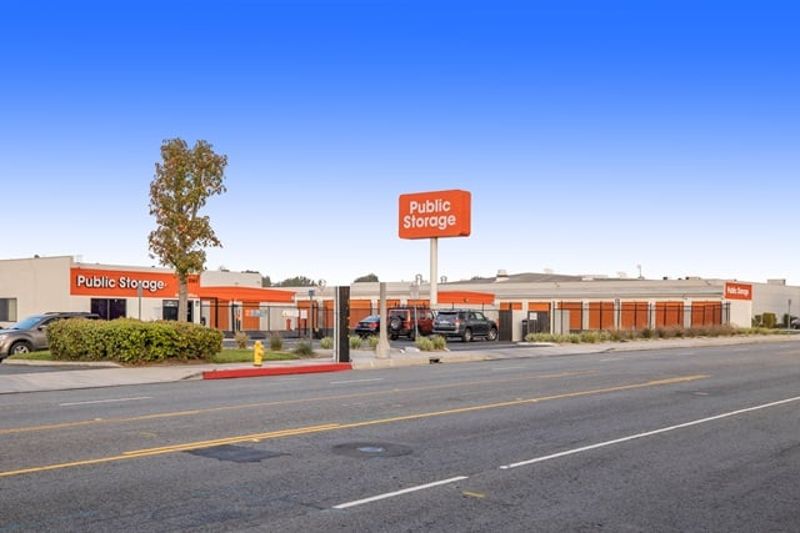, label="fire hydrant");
[253,340,264,367]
